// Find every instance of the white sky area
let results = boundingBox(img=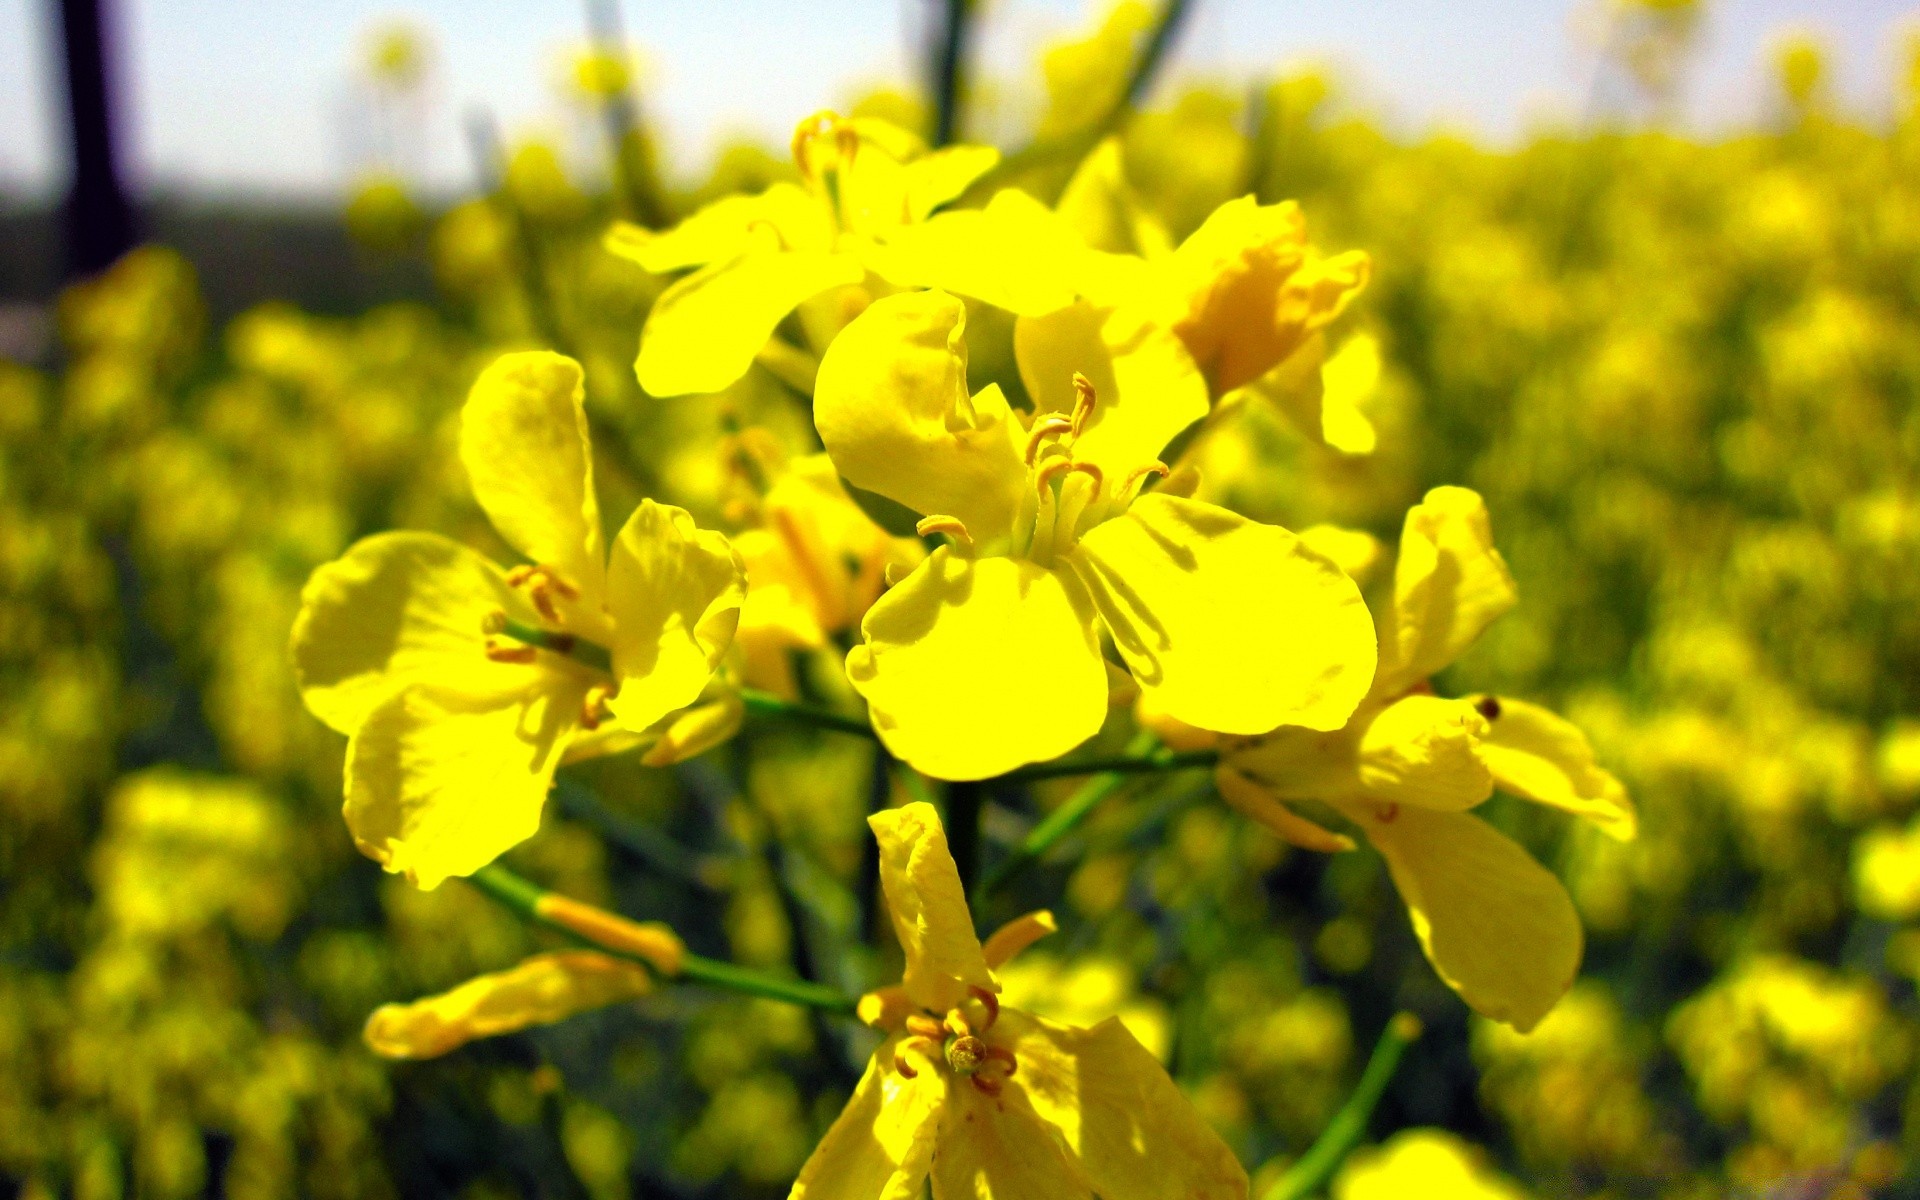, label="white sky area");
[0,0,1916,200]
